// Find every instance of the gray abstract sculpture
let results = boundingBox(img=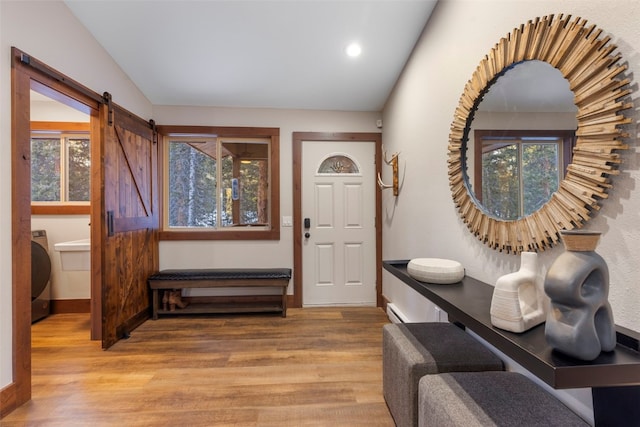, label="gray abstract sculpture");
[544,231,616,361]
